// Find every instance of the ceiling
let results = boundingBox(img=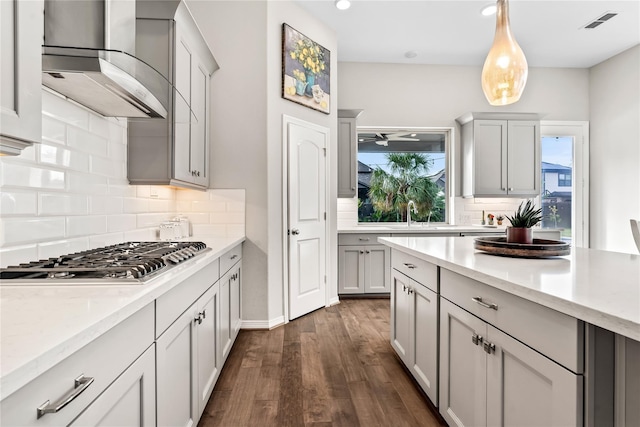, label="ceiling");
[295,1,640,68]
